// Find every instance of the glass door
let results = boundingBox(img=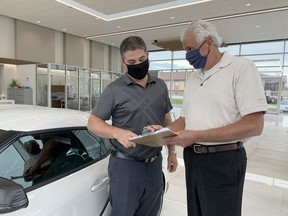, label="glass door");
[262,77,282,113]
[66,66,79,110]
